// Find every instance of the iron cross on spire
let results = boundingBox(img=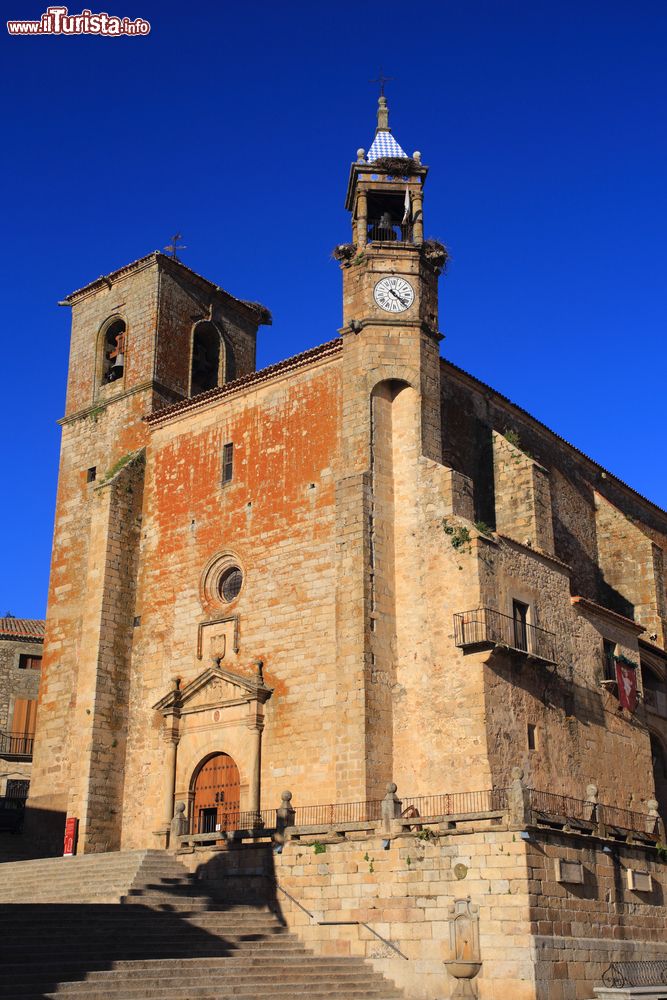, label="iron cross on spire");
[164,232,187,261]
[370,69,394,97]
